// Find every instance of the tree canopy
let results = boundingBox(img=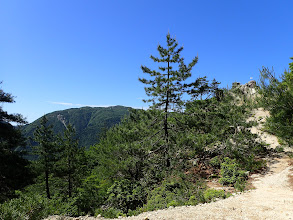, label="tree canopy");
[0,82,32,202]
[259,57,293,146]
